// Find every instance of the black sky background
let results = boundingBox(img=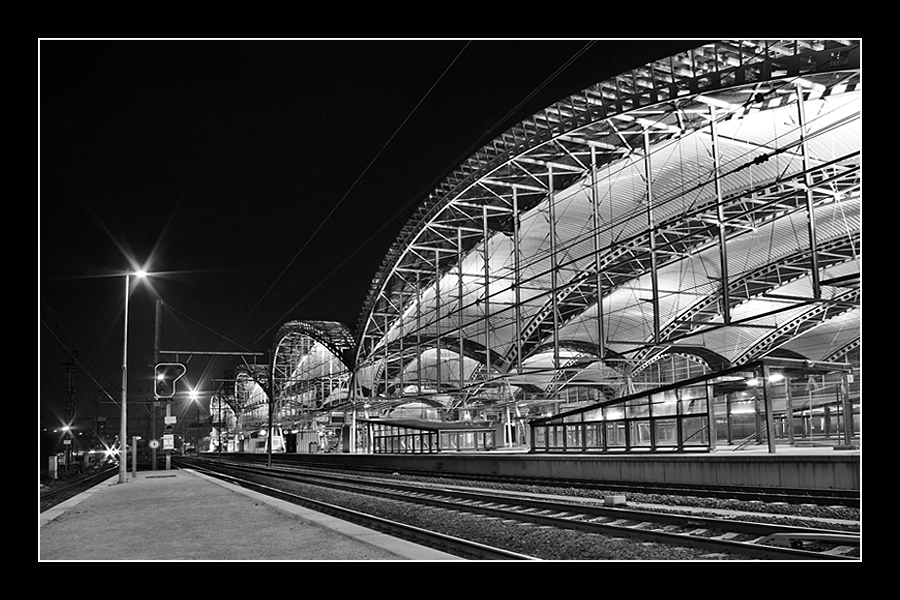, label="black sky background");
[39,39,705,432]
